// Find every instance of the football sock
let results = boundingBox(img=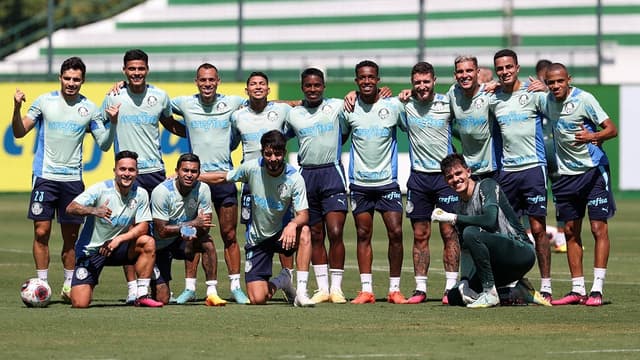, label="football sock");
[205,280,218,296]
[591,268,606,293]
[360,273,373,293]
[229,273,241,291]
[37,269,48,283]
[63,269,73,288]
[297,271,309,295]
[389,277,401,293]
[137,278,151,297]
[540,278,552,294]
[554,231,566,246]
[445,271,458,290]
[127,280,137,296]
[571,276,586,295]
[415,276,427,293]
[313,264,329,292]
[329,268,344,292]
[185,277,197,291]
